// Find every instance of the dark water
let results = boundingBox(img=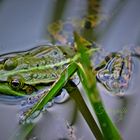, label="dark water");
[0,0,140,139]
